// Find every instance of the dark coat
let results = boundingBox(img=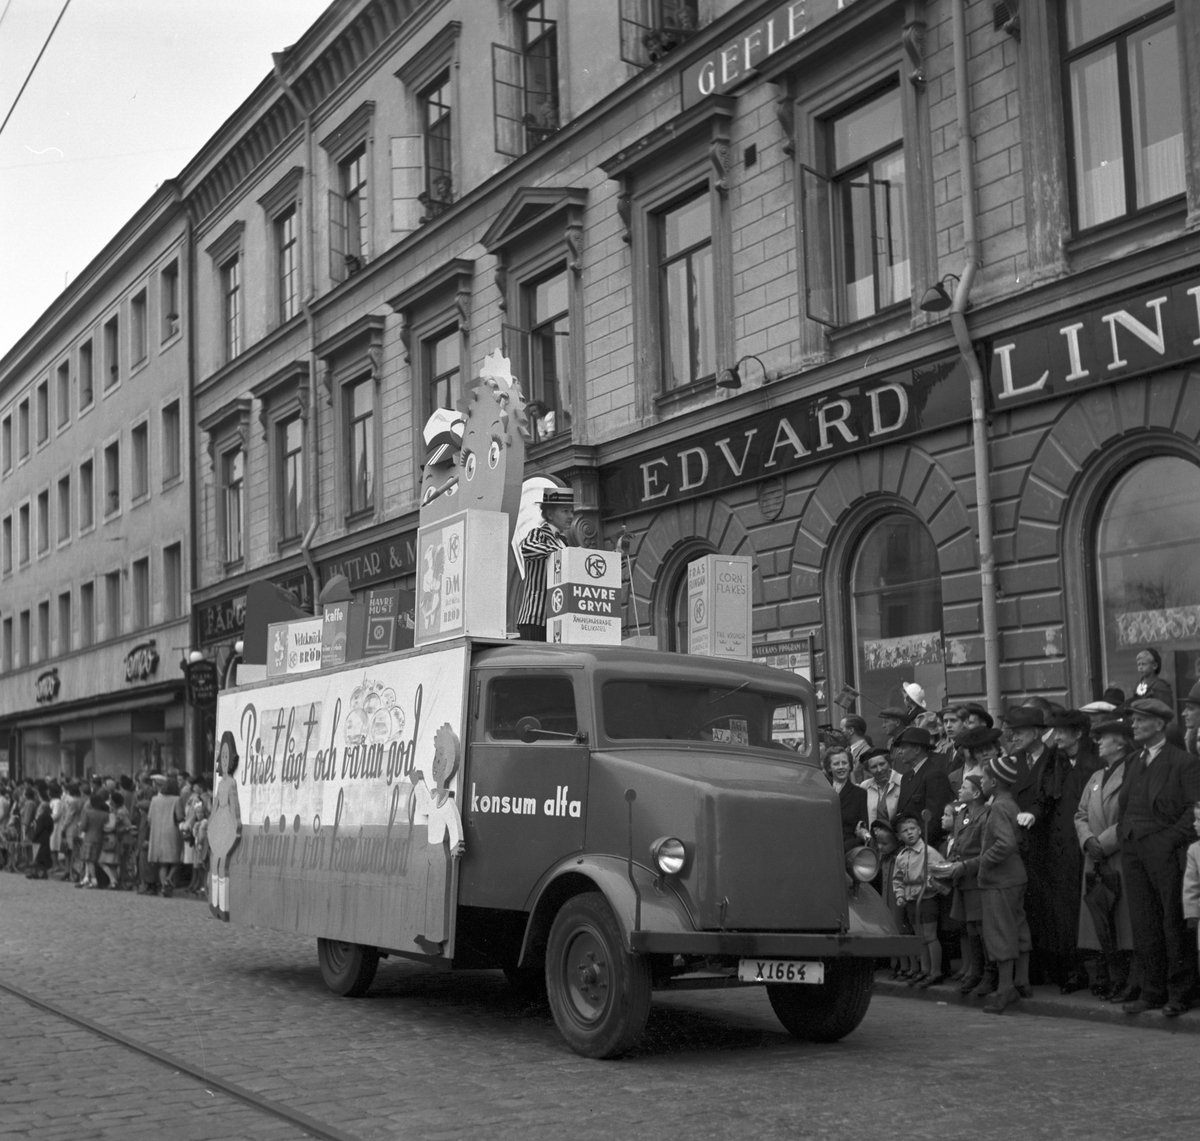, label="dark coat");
[1118,741,1200,861]
[29,804,53,868]
[1025,744,1101,957]
[963,791,1026,889]
[834,780,869,851]
[894,755,955,848]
